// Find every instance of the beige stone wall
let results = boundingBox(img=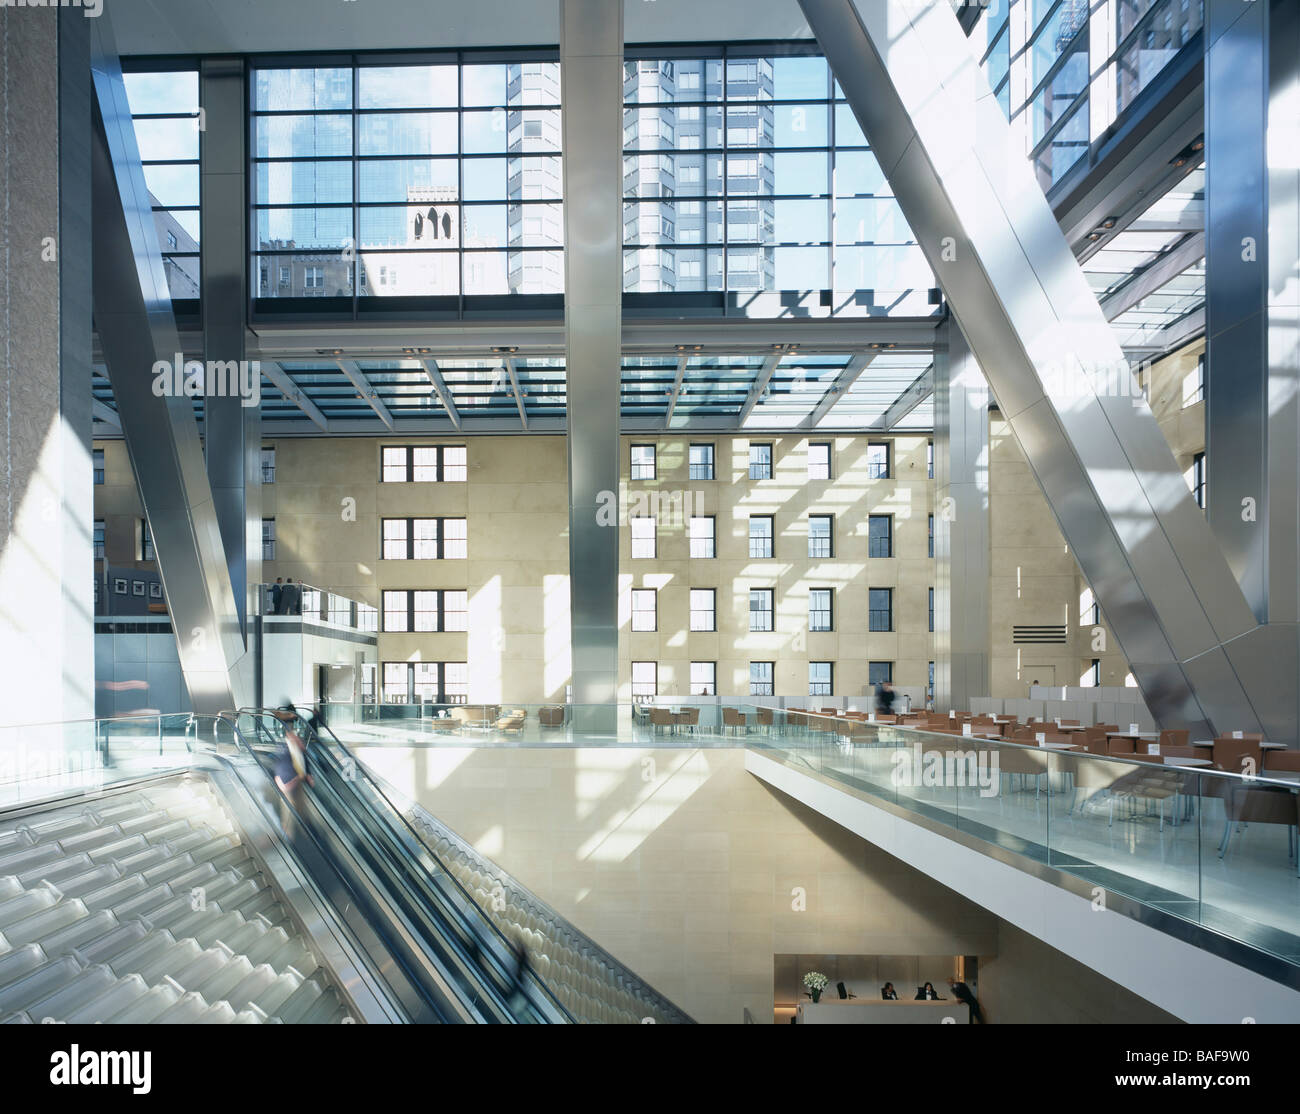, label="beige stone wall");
[260,434,572,703]
[617,433,935,700]
[354,743,998,1023]
[97,392,1212,706]
[980,920,1179,1024]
